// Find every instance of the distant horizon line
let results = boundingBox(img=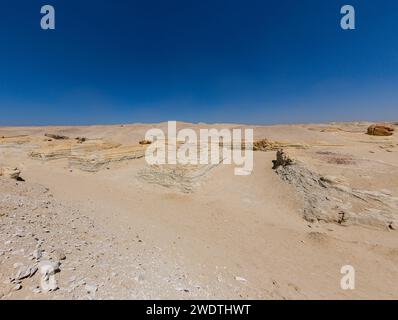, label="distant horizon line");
[0,119,397,128]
